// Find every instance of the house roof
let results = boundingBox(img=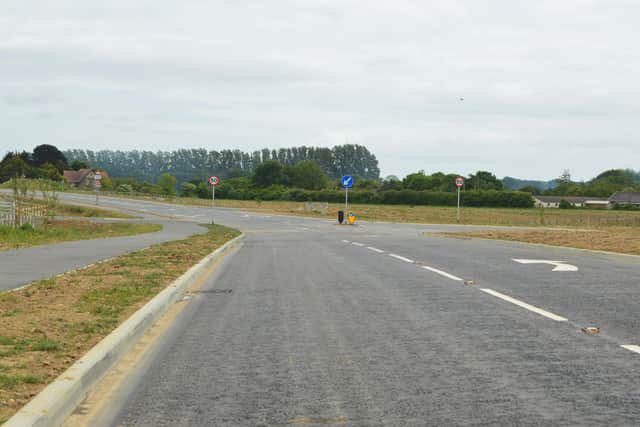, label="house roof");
[534,196,607,204]
[63,169,93,184]
[609,191,640,204]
